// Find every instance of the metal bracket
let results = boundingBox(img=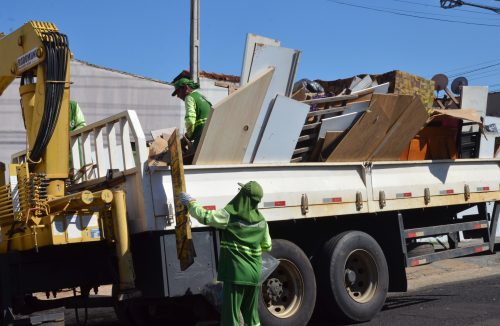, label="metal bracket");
[424,187,431,205]
[356,191,363,211]
[301,194,309,215]
[379,191,386,209]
